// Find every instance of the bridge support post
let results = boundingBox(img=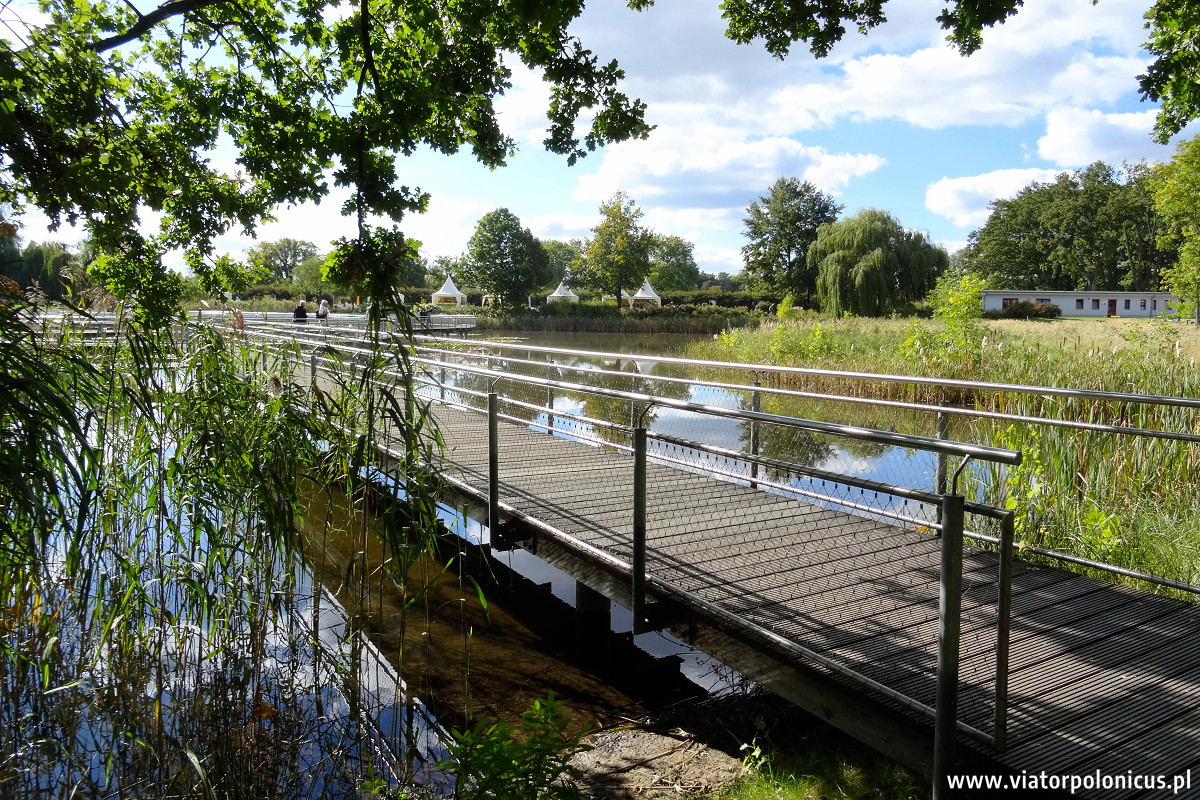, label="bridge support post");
[574,581,610,655]
[632,424,649,634]
[933,491,965,799]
